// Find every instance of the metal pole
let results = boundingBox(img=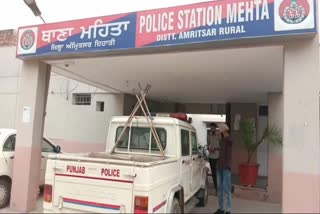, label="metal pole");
[39,15,46,24]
